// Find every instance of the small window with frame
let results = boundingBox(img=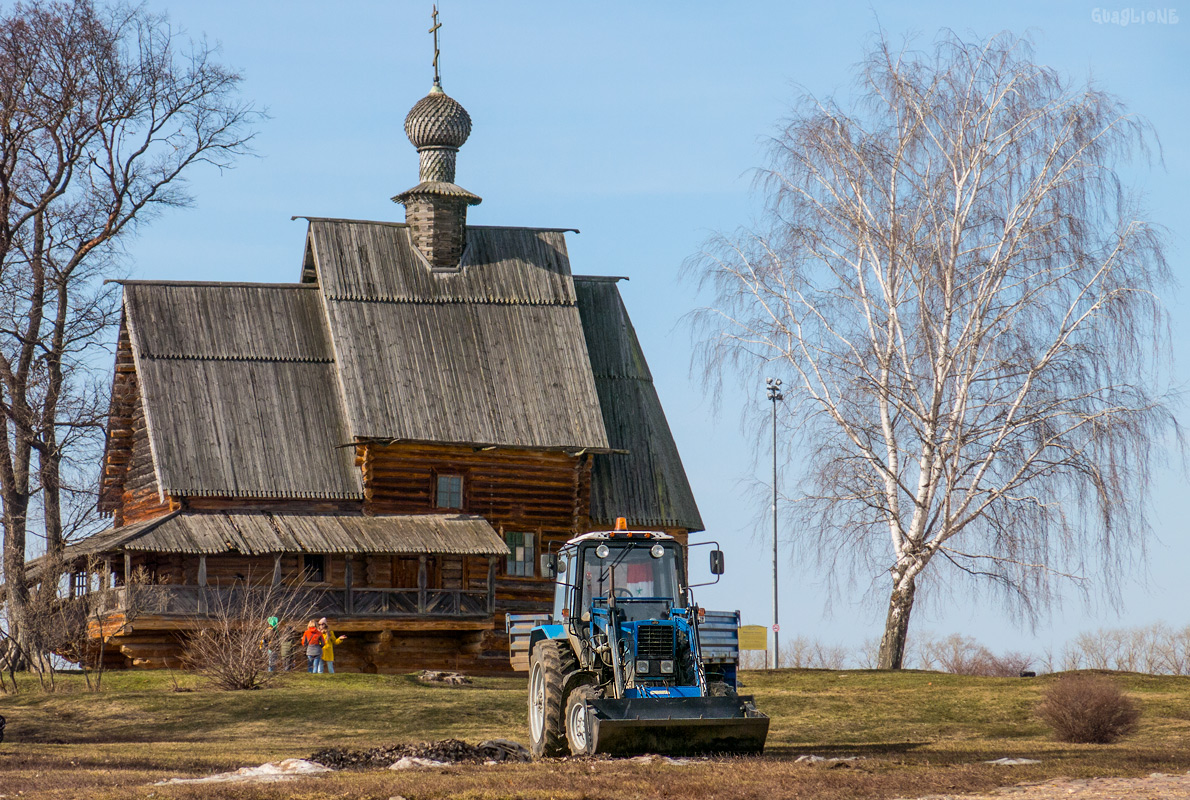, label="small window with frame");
[435,474,464,510]
[504,531,535,577]
[72,570,89,596]
[302,553,326,583]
